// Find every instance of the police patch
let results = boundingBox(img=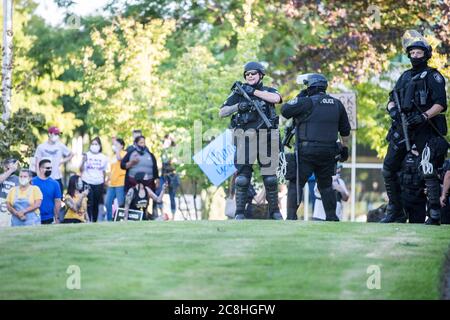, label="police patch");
[433,73,444,83]
[287,97,298,105]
